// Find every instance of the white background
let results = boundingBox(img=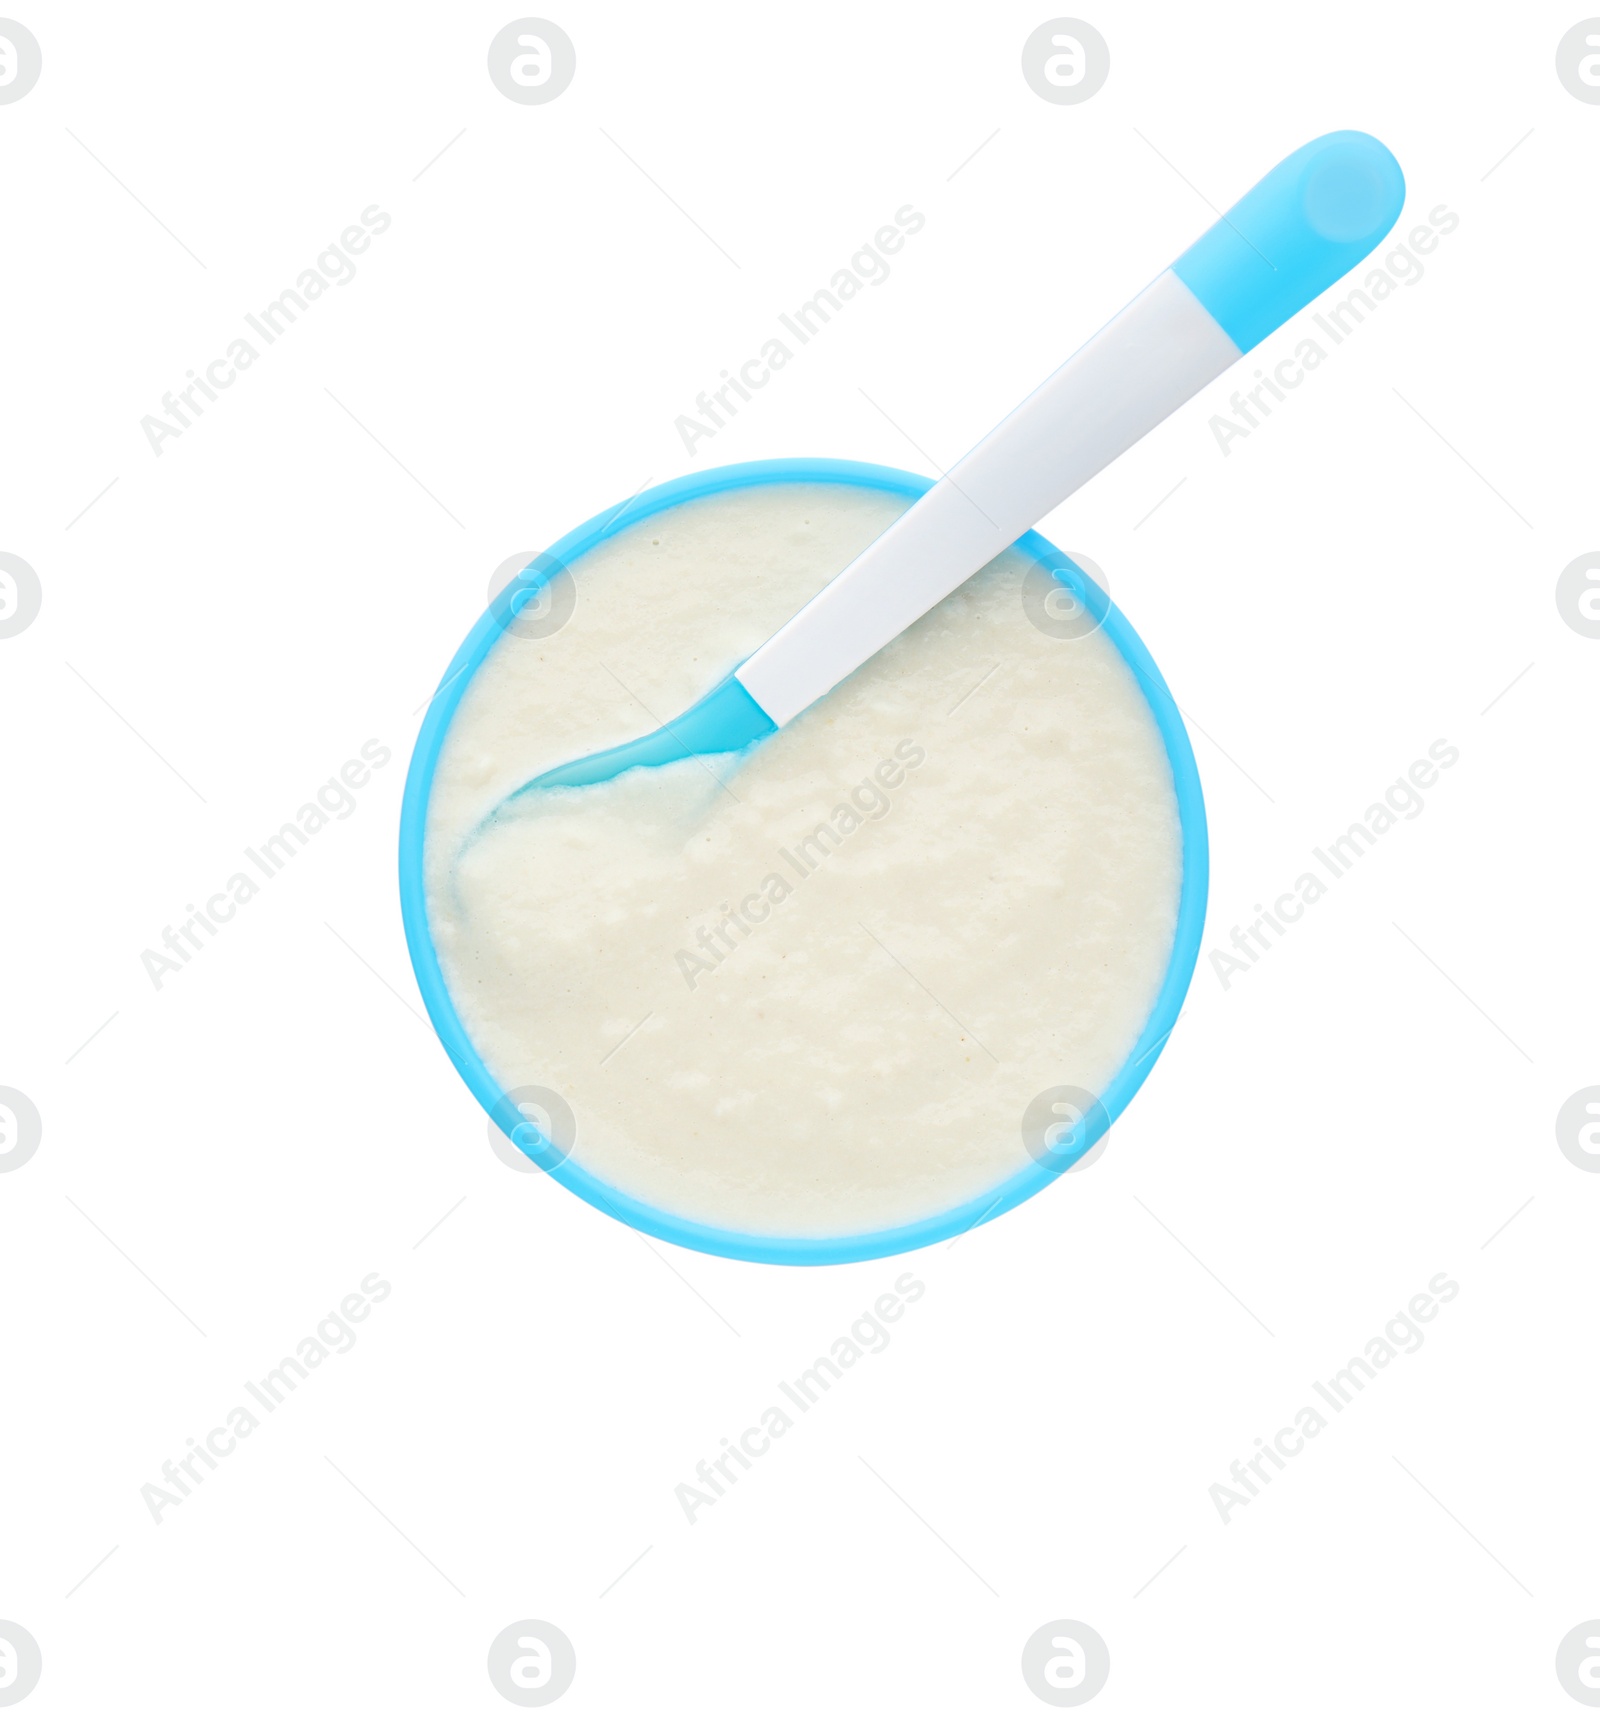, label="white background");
[2,1,1597,1719]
